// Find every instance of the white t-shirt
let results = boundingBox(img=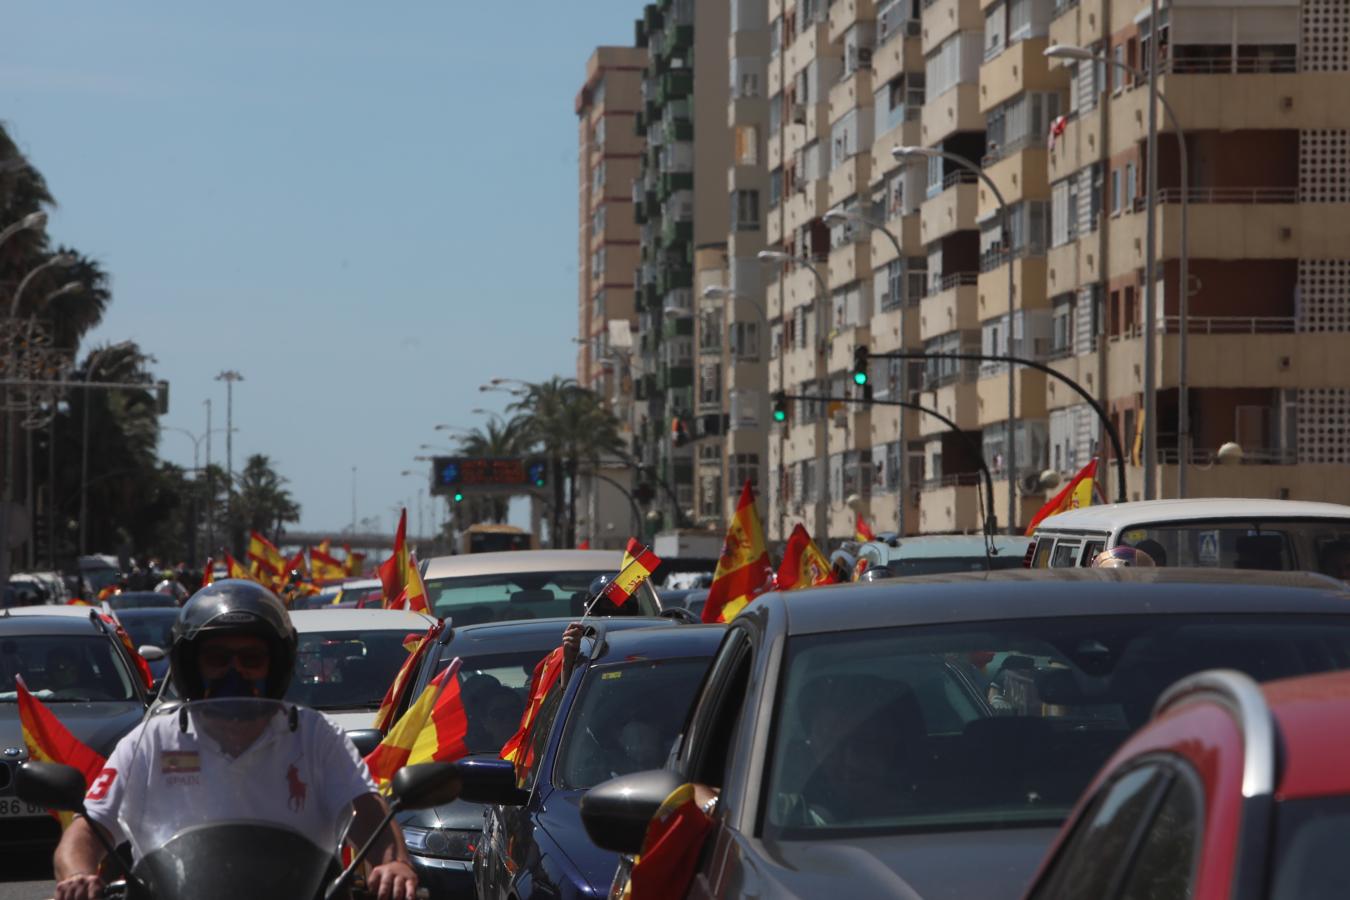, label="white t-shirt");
[85,705,376,860]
